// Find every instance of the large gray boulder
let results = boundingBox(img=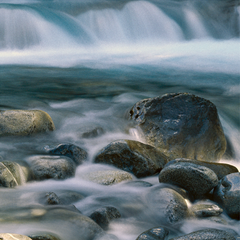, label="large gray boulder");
[213,172,240,219]
[94,140,169,178]
[0,110,55,136]
[159,161,219,199]
[26,155,76,181]
[129,93,226,162]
